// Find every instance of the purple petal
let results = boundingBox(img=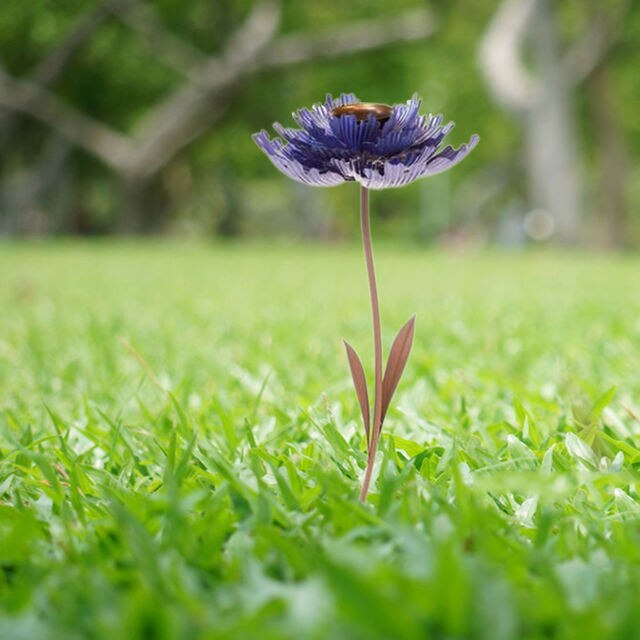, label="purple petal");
[252,131,346,187]
[292,93,360,137]
[329,113,382,151]
[420,134,480,177]
[359,134,479,188]
[383,94,422,133]
[360,162,428,189]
